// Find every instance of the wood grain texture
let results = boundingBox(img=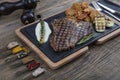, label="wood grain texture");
[0,0,120,80]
